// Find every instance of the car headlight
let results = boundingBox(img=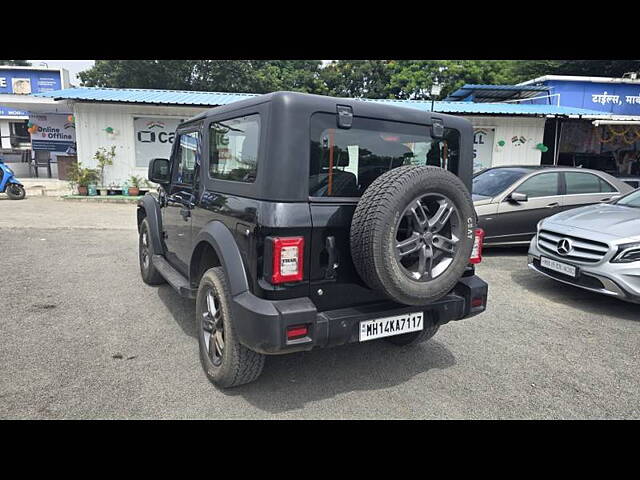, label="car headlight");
[611,242,640,263]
